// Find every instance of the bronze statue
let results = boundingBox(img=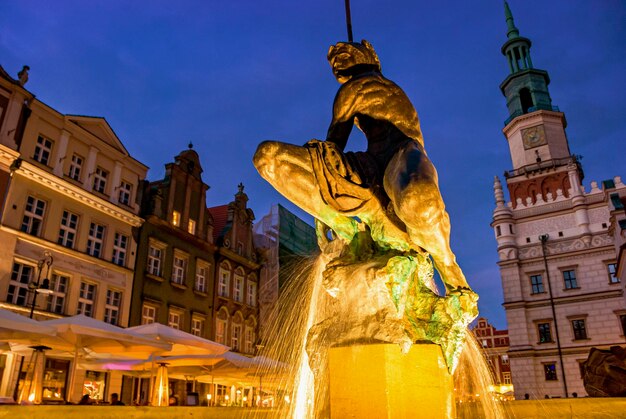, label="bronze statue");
[254,40,477,372]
